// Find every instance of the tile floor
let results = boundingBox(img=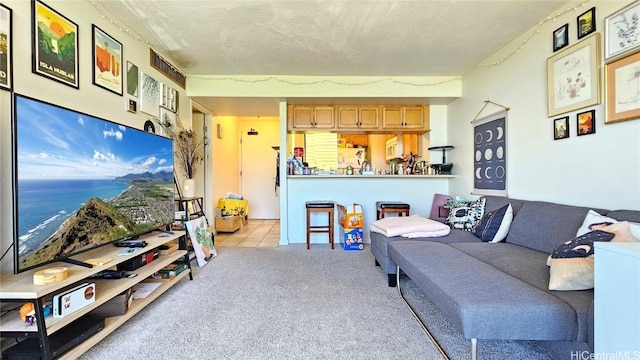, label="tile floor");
[214,219,280,248]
